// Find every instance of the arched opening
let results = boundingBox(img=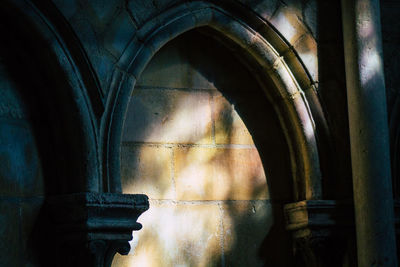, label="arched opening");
[0,1,104,265]
[0,0,102,194]
[114,29,293,266]
[103,2,324,201]
[0,50,45,267]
